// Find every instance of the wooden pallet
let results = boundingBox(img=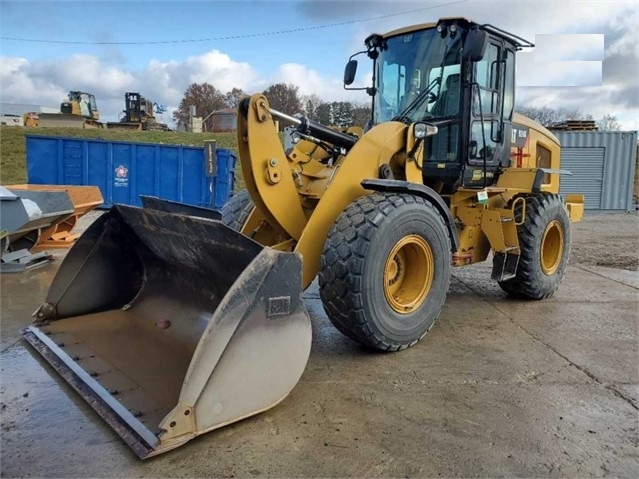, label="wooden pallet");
[551,120,598,131]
